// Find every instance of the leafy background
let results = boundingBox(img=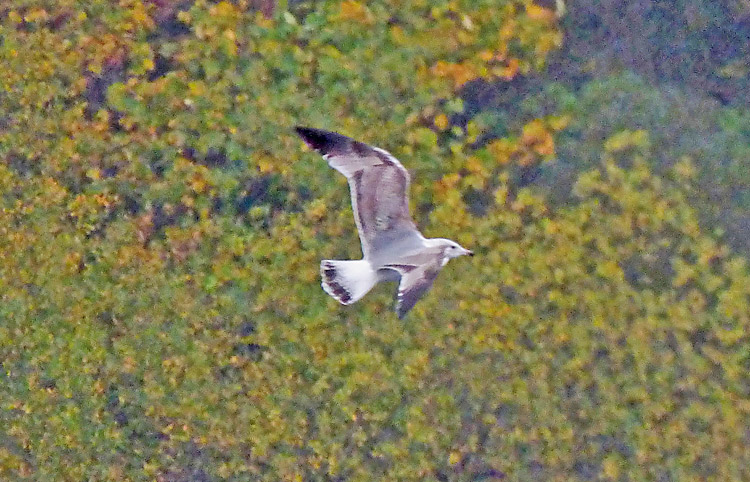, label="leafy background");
[2,0,749,480]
